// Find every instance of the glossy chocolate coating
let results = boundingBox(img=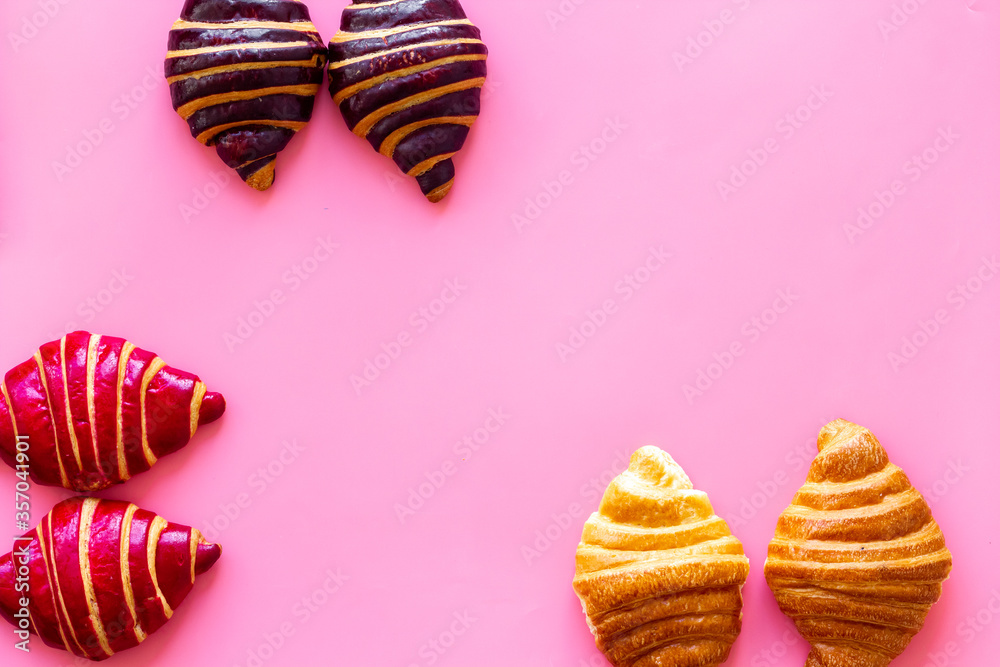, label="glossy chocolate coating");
[328,0,488,202]
[165,0,327,191]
